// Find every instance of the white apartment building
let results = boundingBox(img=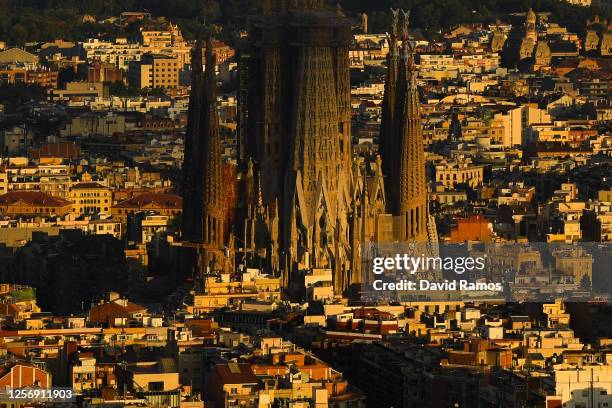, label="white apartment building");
[548,363,612,408]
